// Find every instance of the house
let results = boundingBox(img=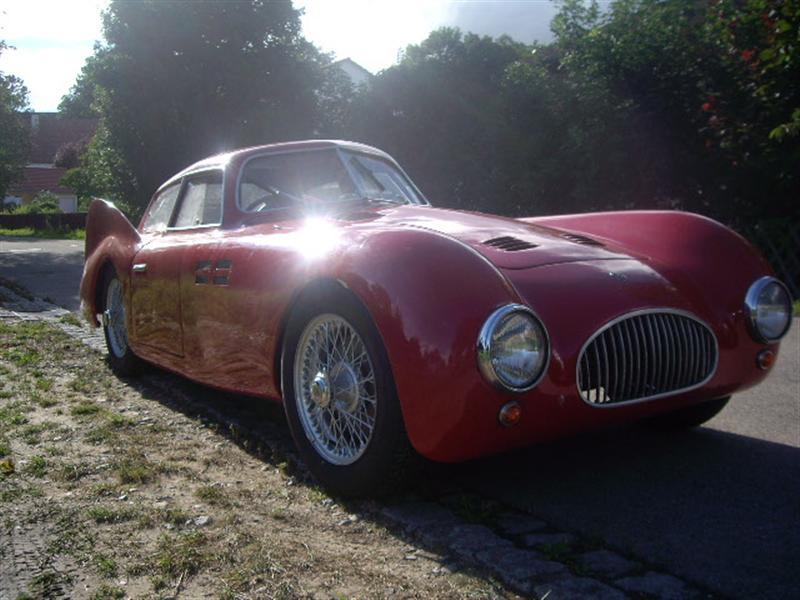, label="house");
[329,58,372,88]
[3,112,98,213]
